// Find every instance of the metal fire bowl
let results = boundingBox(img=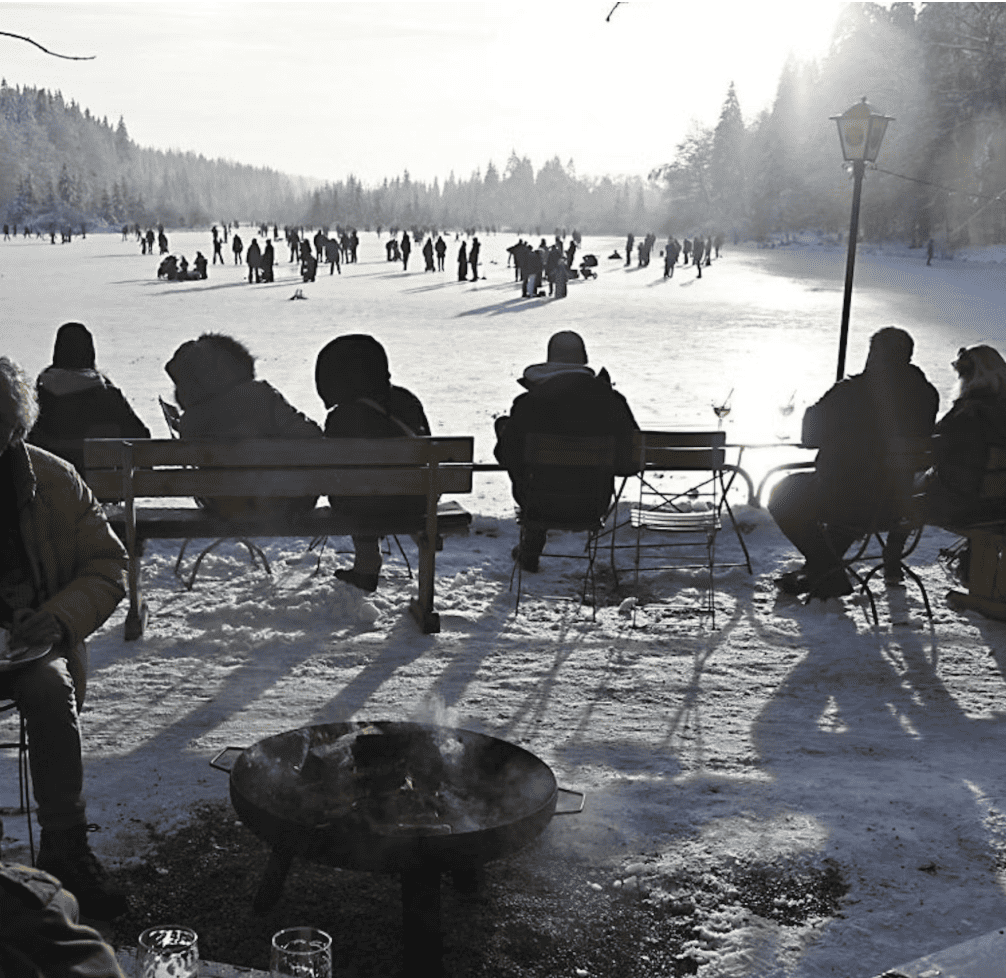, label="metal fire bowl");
[218,721,566,875]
